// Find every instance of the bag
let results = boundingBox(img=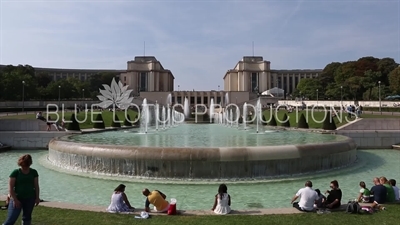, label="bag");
[167,198,177,215]
[346,201,361,214]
